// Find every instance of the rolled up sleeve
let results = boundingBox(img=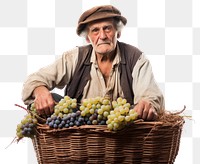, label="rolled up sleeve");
[132,53,165,112]
[22,47,79,105]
